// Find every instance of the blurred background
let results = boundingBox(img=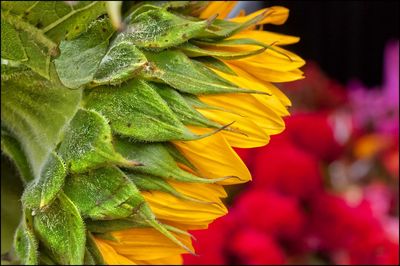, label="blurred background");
[184,1,399,265]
